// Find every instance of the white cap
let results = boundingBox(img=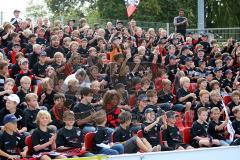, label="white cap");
[7,94,20,105]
